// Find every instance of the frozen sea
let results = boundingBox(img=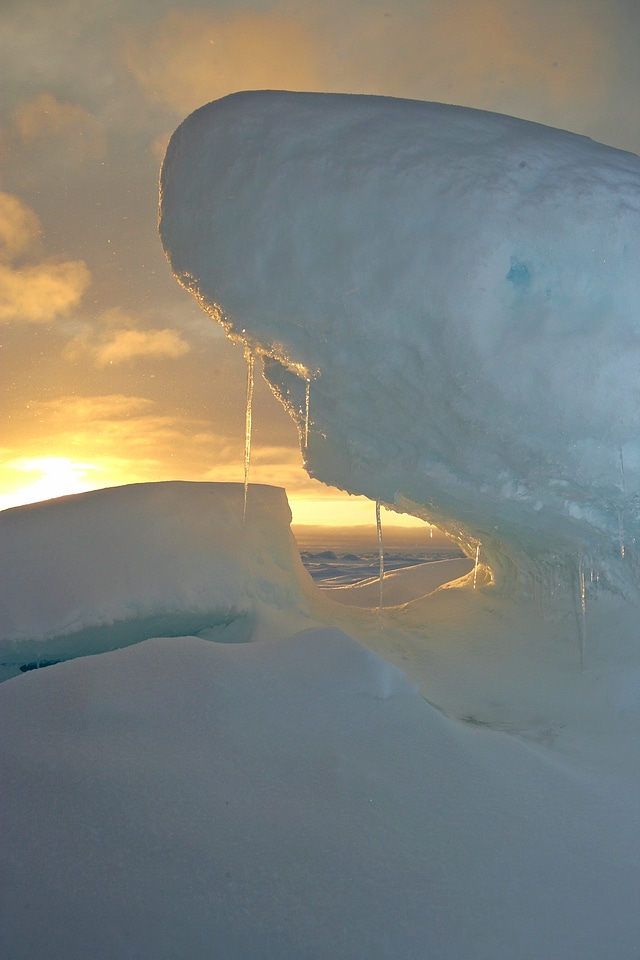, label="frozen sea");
[298,545,464,588]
